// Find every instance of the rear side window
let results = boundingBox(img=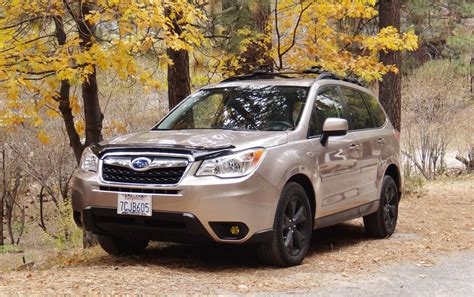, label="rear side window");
[308,87,344,137]
[341,87,372,130]
[360,93,386,127]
